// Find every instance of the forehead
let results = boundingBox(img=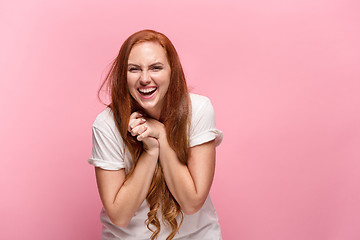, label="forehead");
[128,41,168,64]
